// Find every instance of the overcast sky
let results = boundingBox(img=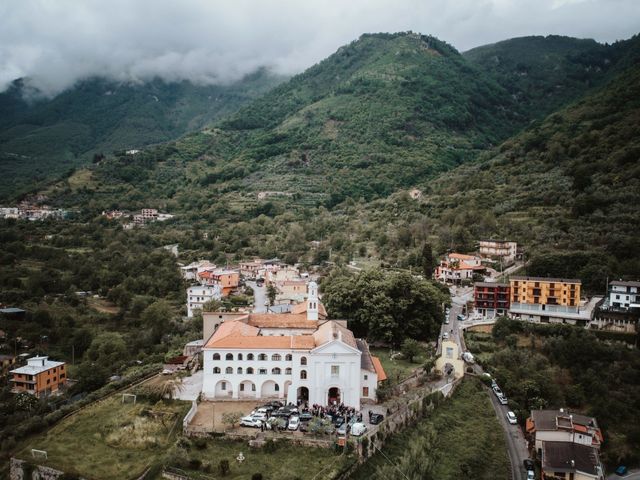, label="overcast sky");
[1,0,638,96]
